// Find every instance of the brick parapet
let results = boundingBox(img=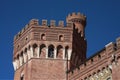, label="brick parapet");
[66,12,86,23]
[13,22,73,56]
[68,37,120,80]
[14,19,73,41]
